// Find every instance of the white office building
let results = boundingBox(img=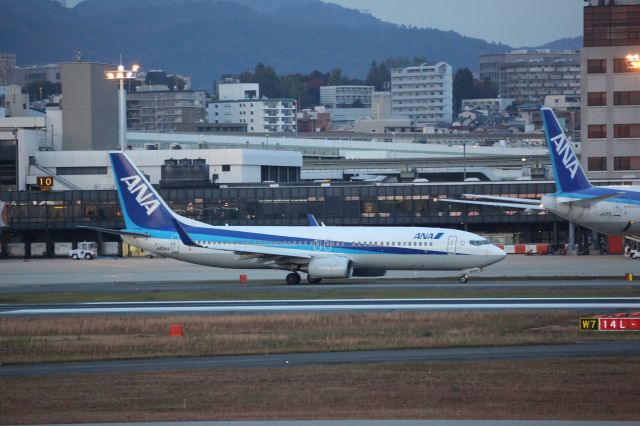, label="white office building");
[391,62,453,124]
